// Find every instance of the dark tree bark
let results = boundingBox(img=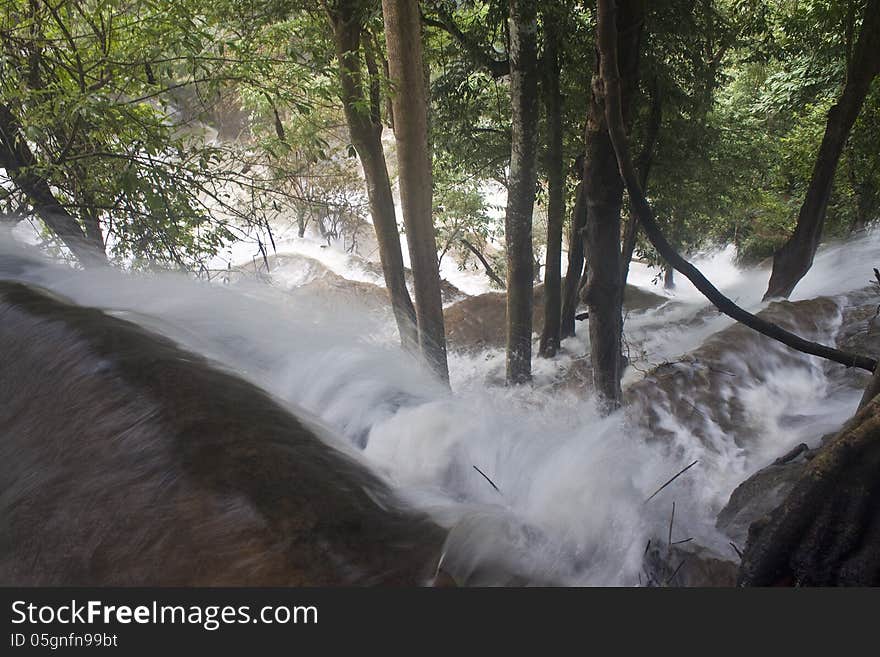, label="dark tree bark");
[538,6,565,359]
[848,151,878,235]
[620,76,661,286]
[382,0,449,382]
[560,173,587,339]
[738,394,880,586]
[594,0,877,375]
[420,2,510,78]
[504,0,540,385]
[0,102,107,267]
[325,0,418,352]
[763,0,880,300]
[662,265,674,290]
[582,0,644,411]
